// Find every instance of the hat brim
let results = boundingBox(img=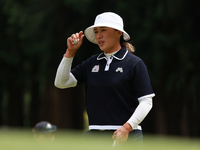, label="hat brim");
[84,23,130,44]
